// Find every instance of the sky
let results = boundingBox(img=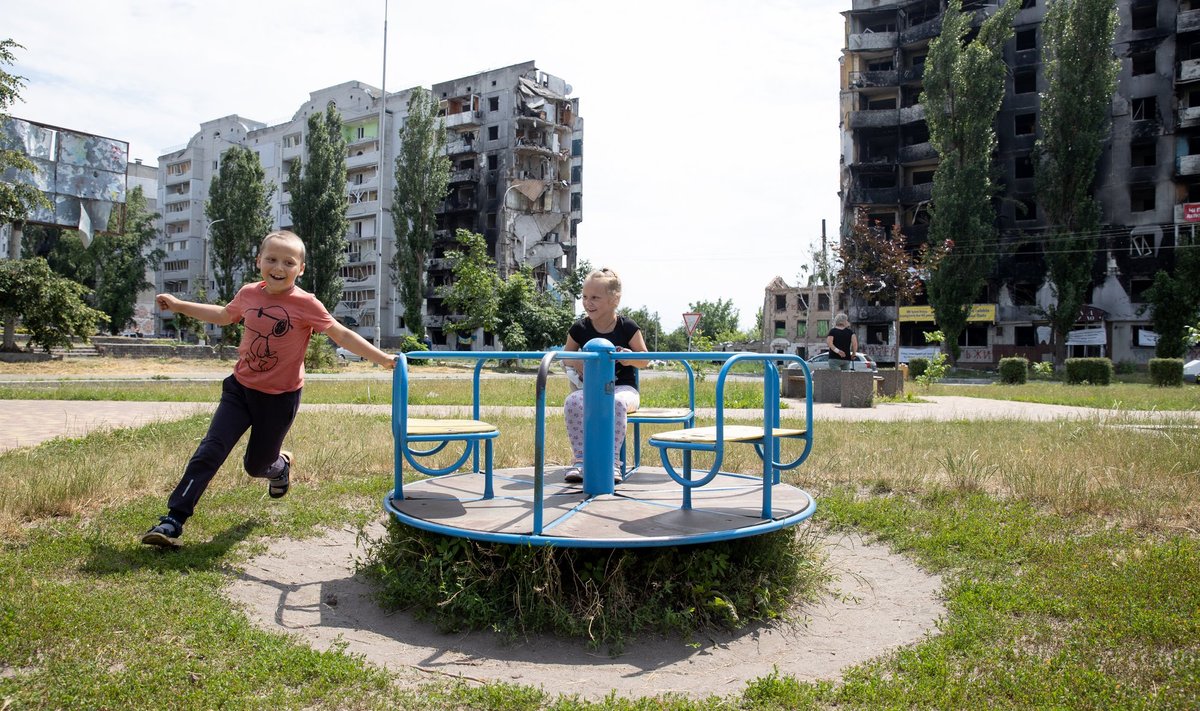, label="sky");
[7,0,847,333]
